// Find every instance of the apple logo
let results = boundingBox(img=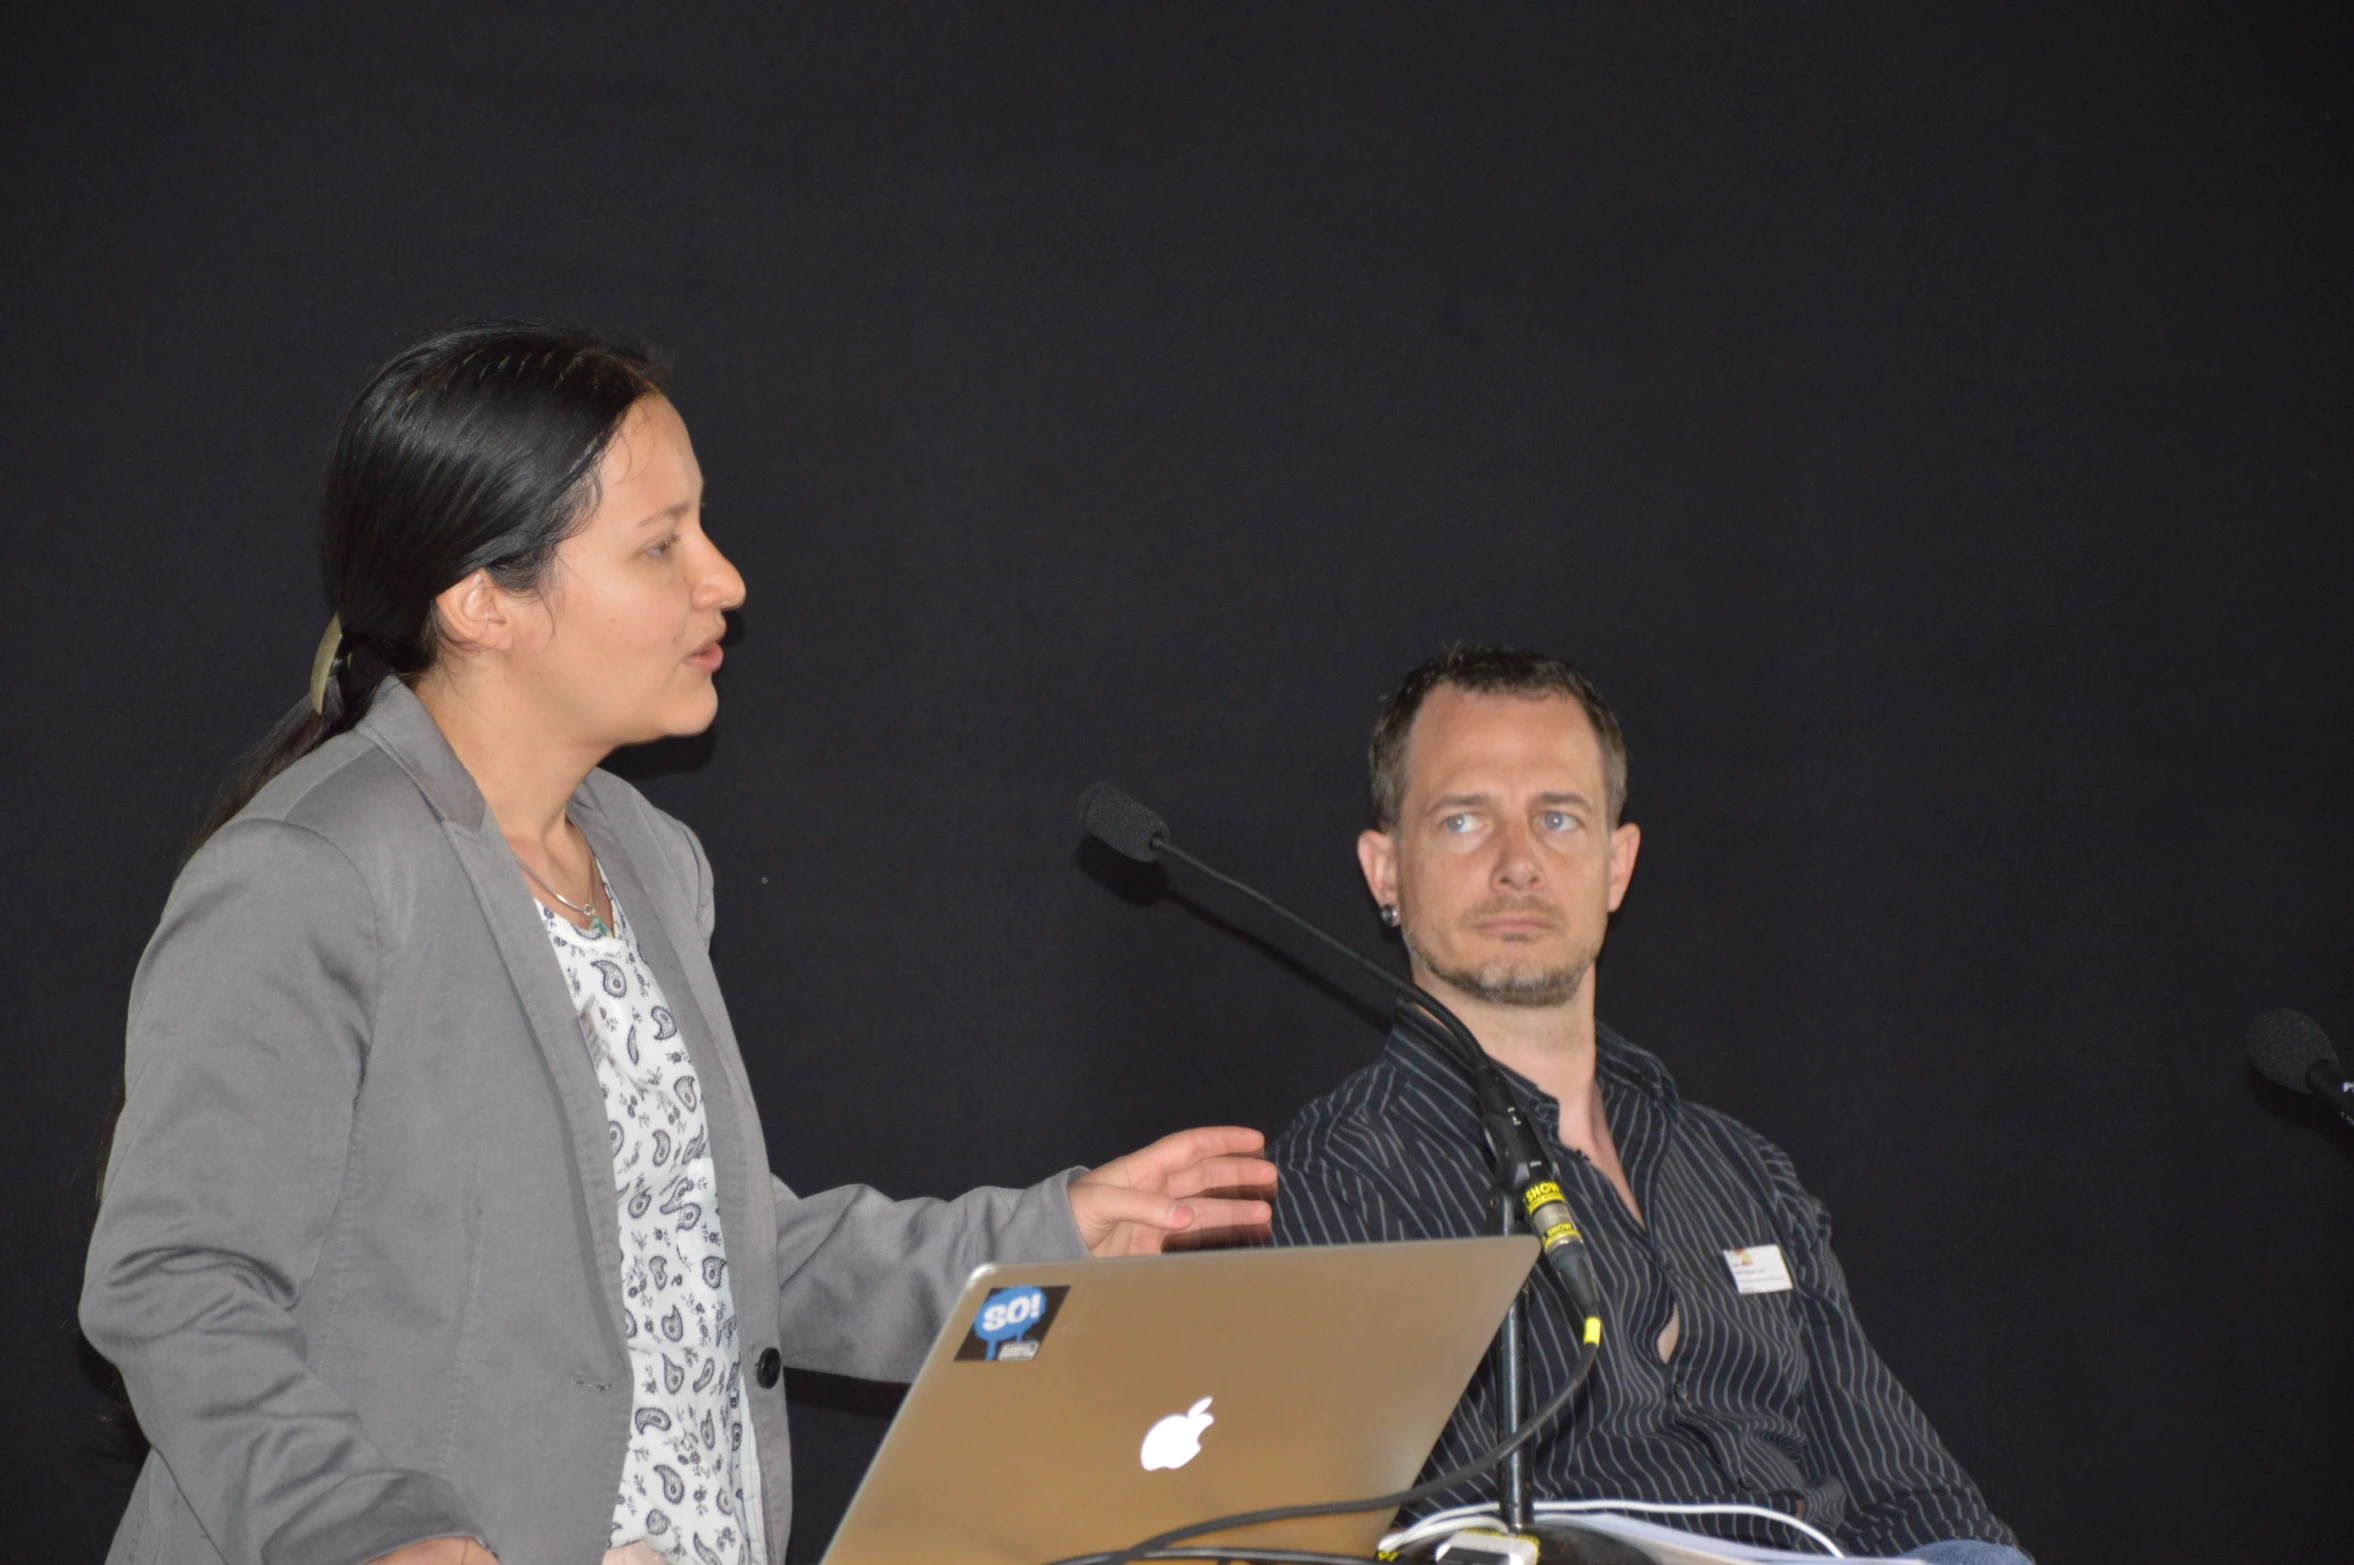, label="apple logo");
[1138,1396,1216,1472]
